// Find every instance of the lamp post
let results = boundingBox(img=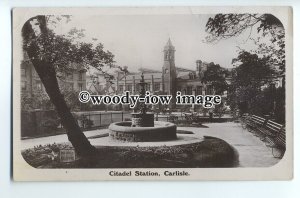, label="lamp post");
[138,73,148,115]
[104,73,111,112]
